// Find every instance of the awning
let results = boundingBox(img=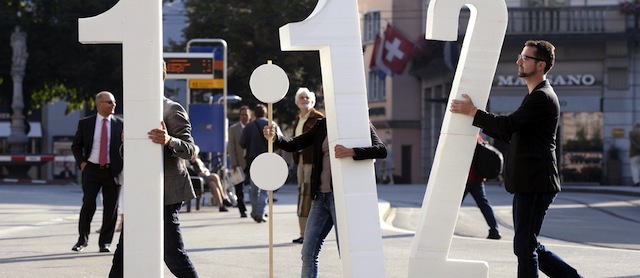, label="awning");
[0,122,42,138]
